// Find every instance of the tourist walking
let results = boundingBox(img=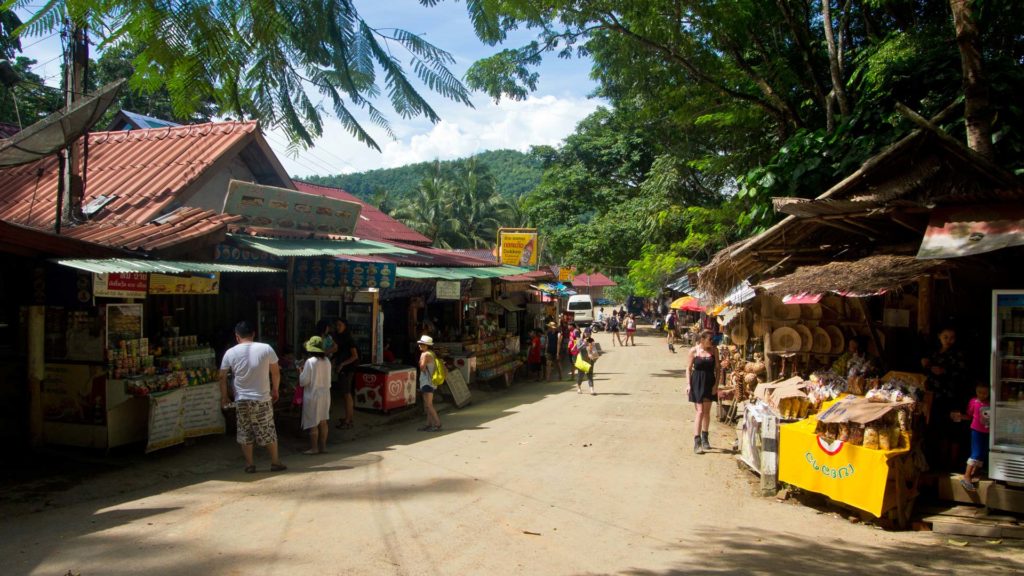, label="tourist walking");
[624,314,637,346]
[686,330,719,454]
[575,337,600,395]
[417,335,443,431]
[545,322,563,381]
[607,313,622,346]
[299,335,332,454]
[219,321,286,473]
